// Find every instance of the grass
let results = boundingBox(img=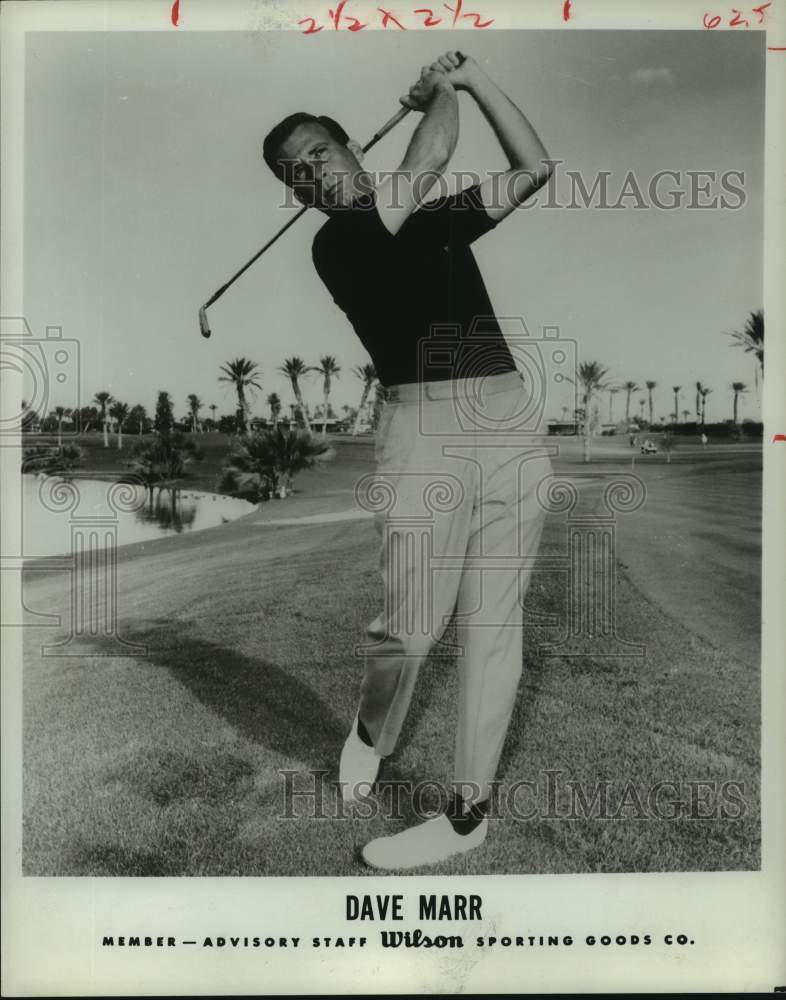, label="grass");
[21,437,761,876]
